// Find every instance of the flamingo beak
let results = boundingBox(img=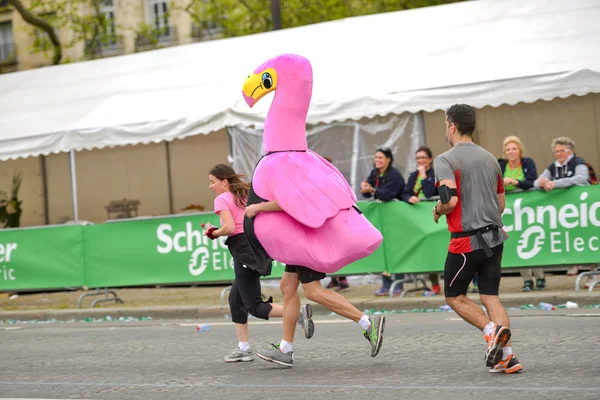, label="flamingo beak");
[242,68,277,108]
